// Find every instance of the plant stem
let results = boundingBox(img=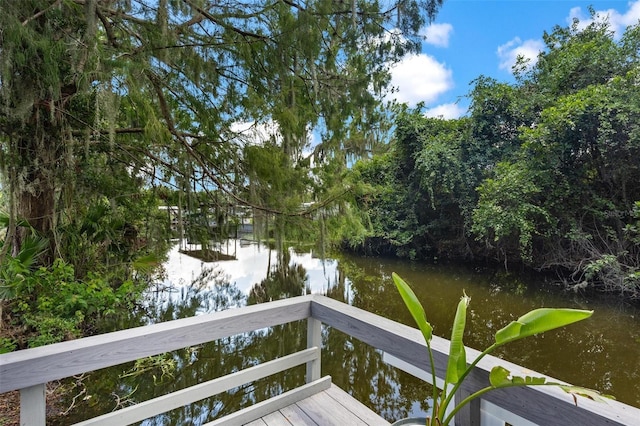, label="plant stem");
[439,343,500,420]
[441,382,561,426]
[426,341,440,418]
